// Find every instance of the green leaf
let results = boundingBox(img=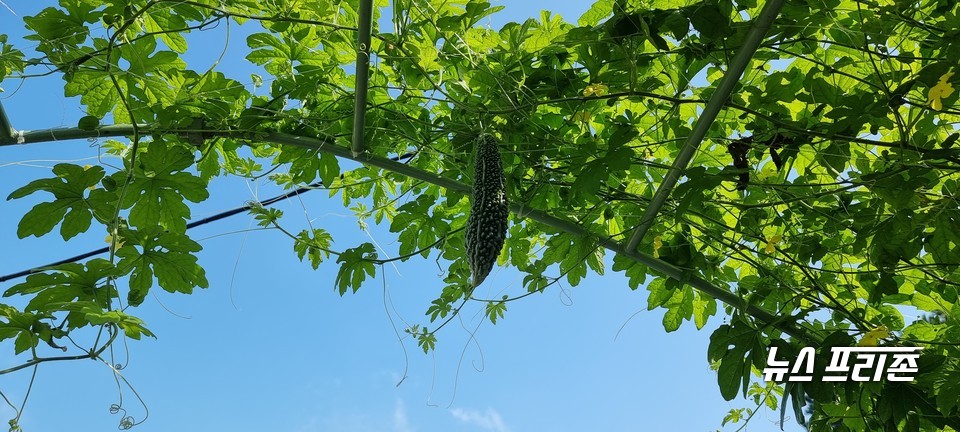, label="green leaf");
[334,243,378,295]
[7,163,111,240]
[114,142,209,232]
[662,11,690,40]
[143,12,189,53]
[0,34,26,80]
[4,259,120,326]
[417,331,437,353]
[390,195,449,258]
[722,408,744,426]
[870,212,923,269]
[274,147,342,187]
[662,303,683,332]
[646,278,673,310]
[662,286,693,332]
[925,209,960,265]
[0,305,44,354]
[782,382,807,430]
[709,319,758,401]
[689,5,731,40]
[717,348,746,401]
[578,0,613,26]
[81,306,155,340]
[941,132,958,149]
[485,301,507,324]
[571,160,608,201]
[116,227,208,306]
[63,68,120,118]
[818,141,850,175]
[23,5,98,51]
[936,366,960,416]
[692,293,716,330]
[612,253,647,289]
[14,331,36,354]
[77,115,99,130]
[246,32,323,75]
[542,233,594,286]
[294,228,335,269]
